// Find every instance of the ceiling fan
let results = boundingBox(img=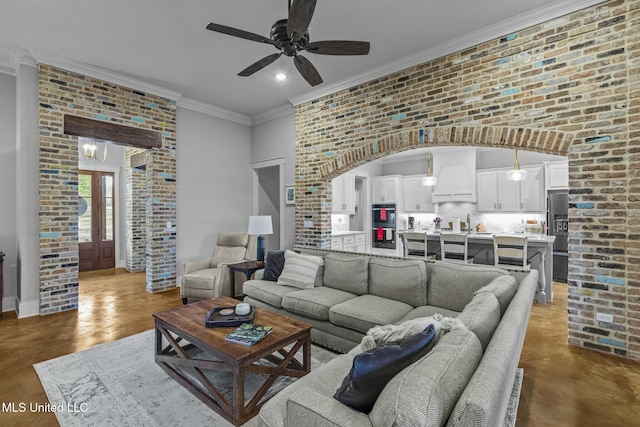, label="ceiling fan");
[206,0,370,86]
